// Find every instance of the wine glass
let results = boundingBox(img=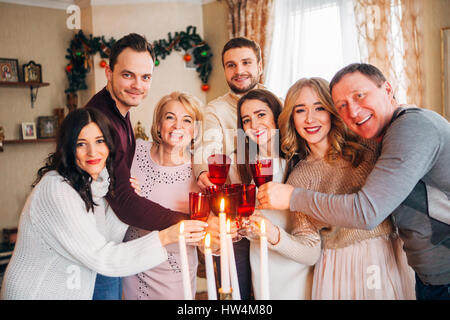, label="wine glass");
[189,192,210,222]
[249,159,273,187]
[207,154,231,186]
[189,192,210,245]
[234,184,256,237]
[207,184,241,242]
